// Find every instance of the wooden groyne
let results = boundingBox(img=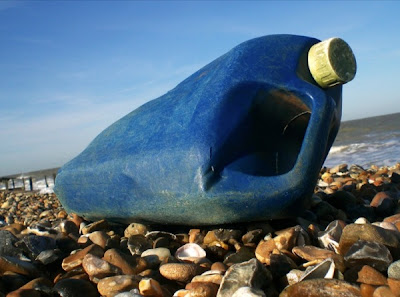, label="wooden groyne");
[0,167,59,191]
